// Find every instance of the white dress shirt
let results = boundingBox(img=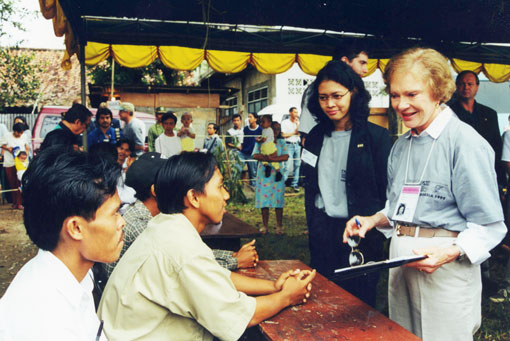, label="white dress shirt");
[0,250,106,340]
